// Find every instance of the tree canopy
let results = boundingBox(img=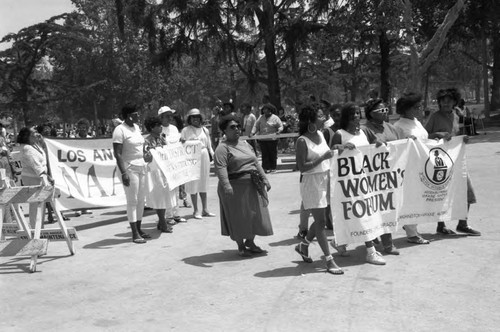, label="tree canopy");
[0,0,498,128]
